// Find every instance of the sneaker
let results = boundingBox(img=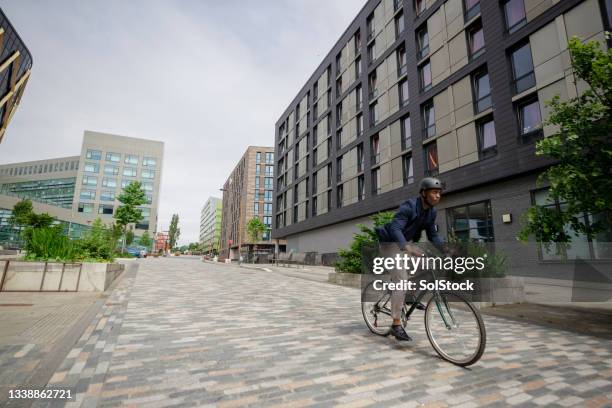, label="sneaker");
[390,325,413,341]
